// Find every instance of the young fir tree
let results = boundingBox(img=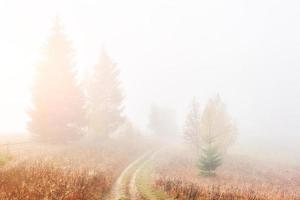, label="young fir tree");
[86,50,124,138]
[197,137,222,176]
[28,18,85,142]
